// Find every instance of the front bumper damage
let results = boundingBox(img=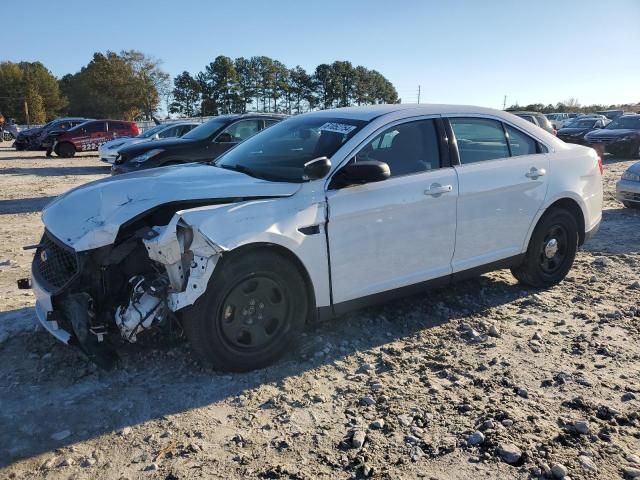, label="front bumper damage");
[28,217,223,367]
